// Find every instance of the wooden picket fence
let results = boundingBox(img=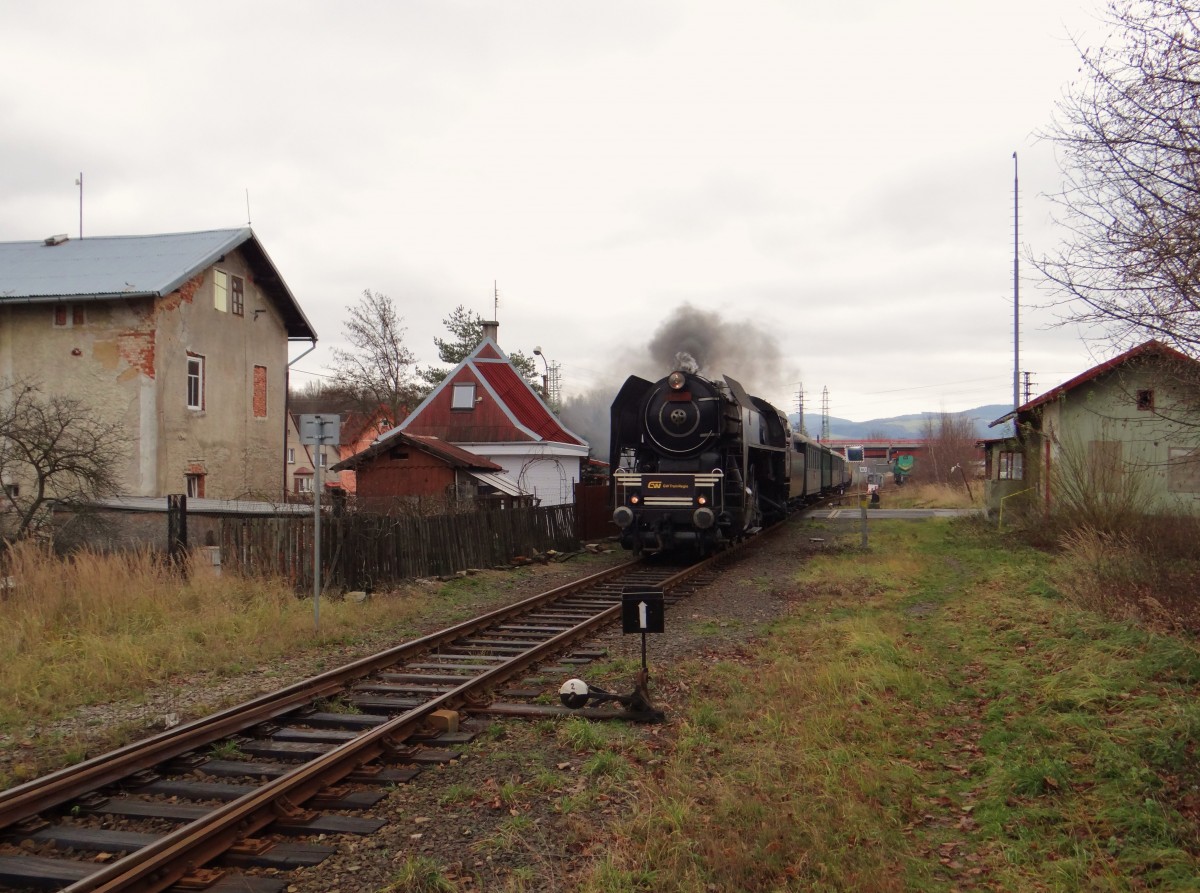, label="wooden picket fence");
[216,504,579,591]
